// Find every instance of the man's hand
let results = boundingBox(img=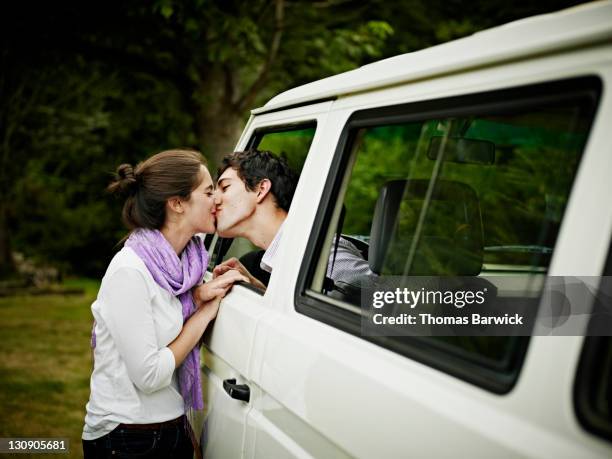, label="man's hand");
[193,269,249,305]
[213,257,267,291]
